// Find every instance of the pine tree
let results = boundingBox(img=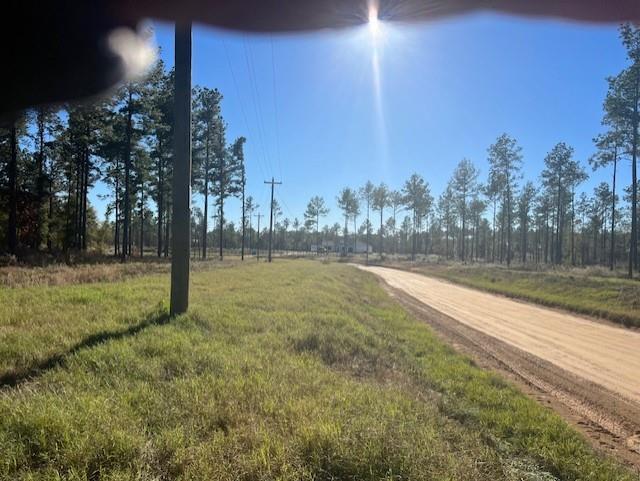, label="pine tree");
[591,129,624,269]
[450,159,479,262]
[372,183,389,255]
[337,187,357,254]
[233,137,247,260]
[192,87,223,259]
[402,173,432,261]
[487,134,522,267]
[541,142,585,265]
[304,196,329,252]
[359,181,375,261]
[518,181,536,263]
[604,24,640,276]
[146,62,174,258]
